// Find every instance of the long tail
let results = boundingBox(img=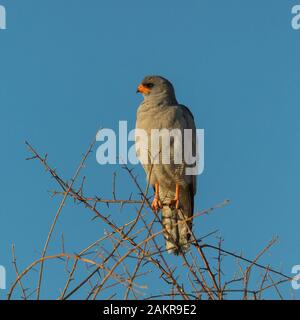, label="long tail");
[161,186,194,255]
